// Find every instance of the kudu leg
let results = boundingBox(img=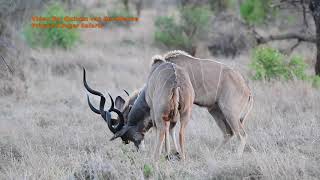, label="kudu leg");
[154,119,171,160]
[219,104,247,158]
[179,126,186,160]
[236,96,252,156]
[179,111,191,161]
[237,122,247,157]
[208,107,233,155]
[154,128,165,160]
[169,122,179,154]
[228,116,247,158]
[164,121,171,156]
